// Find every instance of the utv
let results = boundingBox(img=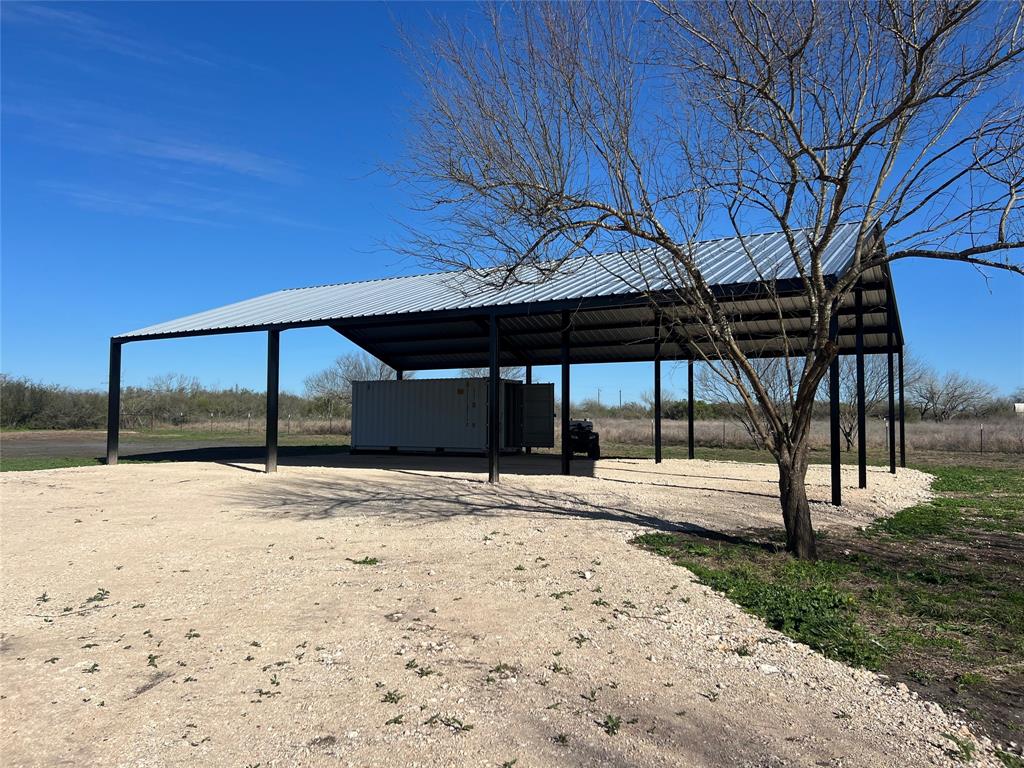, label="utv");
[568,419,601,460]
